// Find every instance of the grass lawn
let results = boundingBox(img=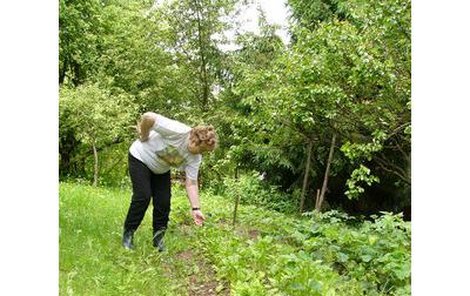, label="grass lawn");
[60,182,227,296]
